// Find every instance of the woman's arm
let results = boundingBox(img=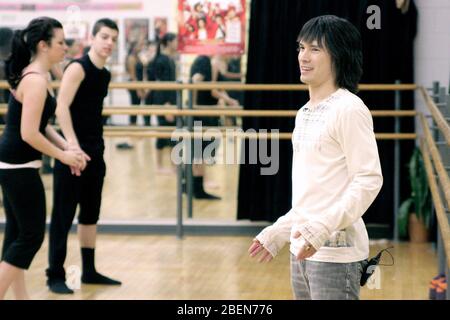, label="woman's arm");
[45,124,67,150]
[19,74,82,168]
